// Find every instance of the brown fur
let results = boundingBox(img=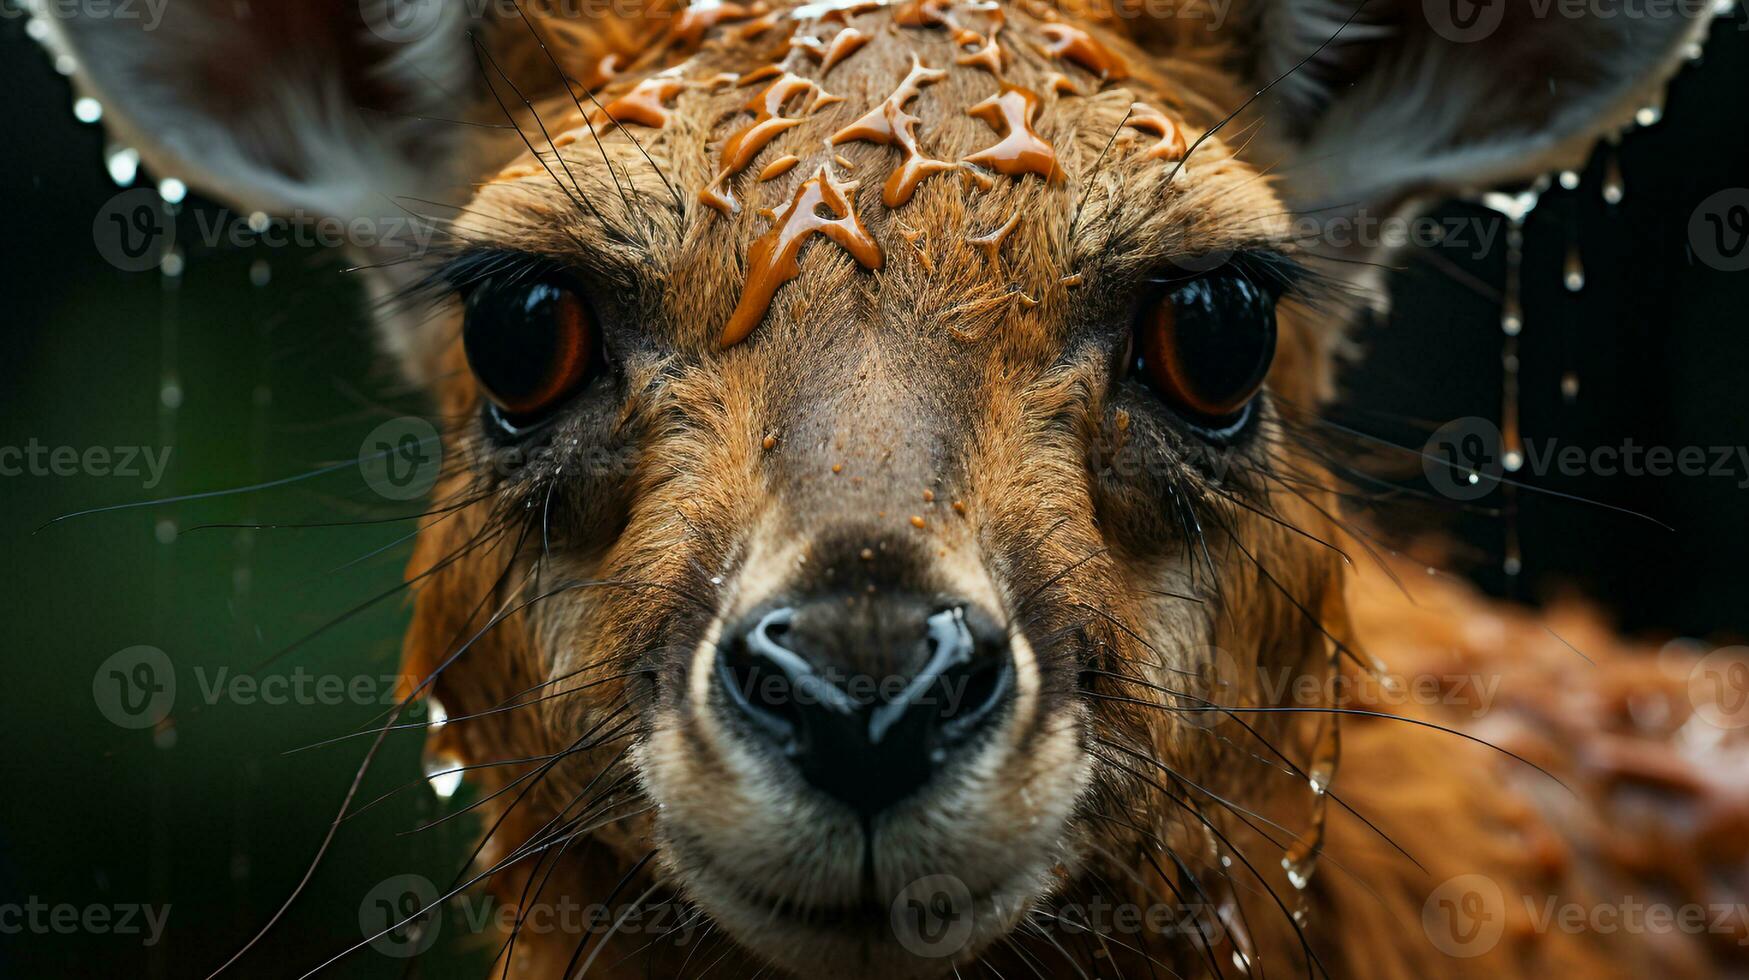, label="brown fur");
[46,0,1741,975]
[380,6,1748,977]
